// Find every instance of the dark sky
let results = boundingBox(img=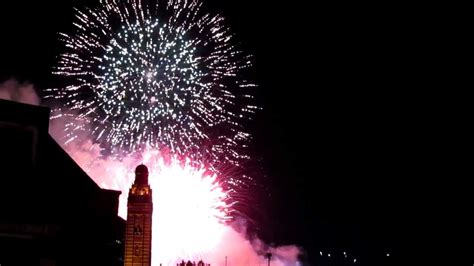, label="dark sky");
[0,1,470,265]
